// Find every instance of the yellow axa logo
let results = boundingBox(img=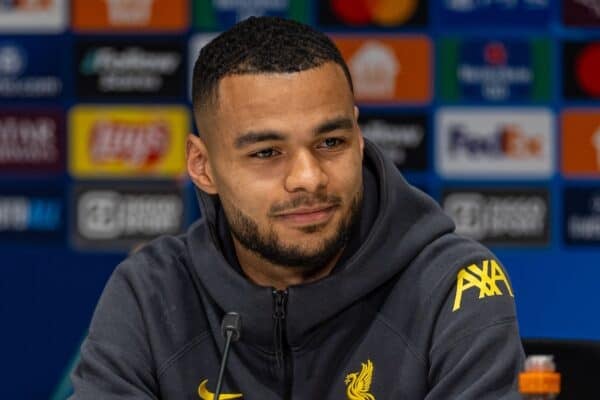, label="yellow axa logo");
[453,259,514,312]
[345,359,376,400]
[197,379,243,400]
